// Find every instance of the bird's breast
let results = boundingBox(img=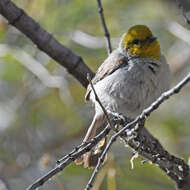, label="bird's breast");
[90,59,170,119]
